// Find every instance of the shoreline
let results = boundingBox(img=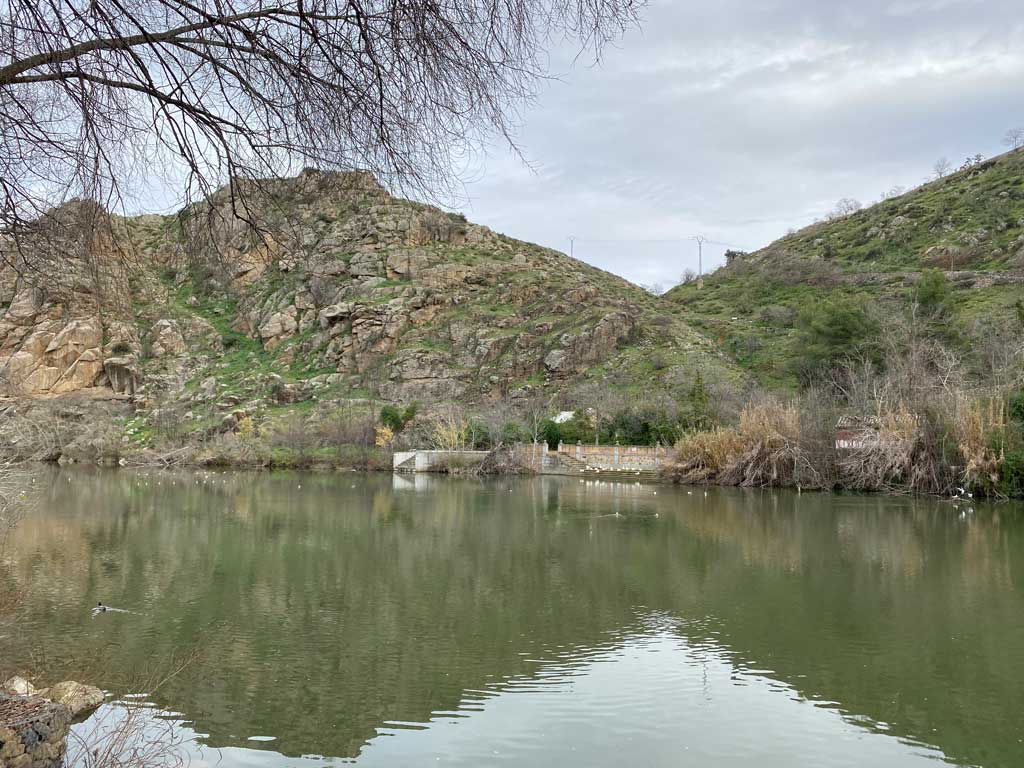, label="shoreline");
[14,456,1016,504]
